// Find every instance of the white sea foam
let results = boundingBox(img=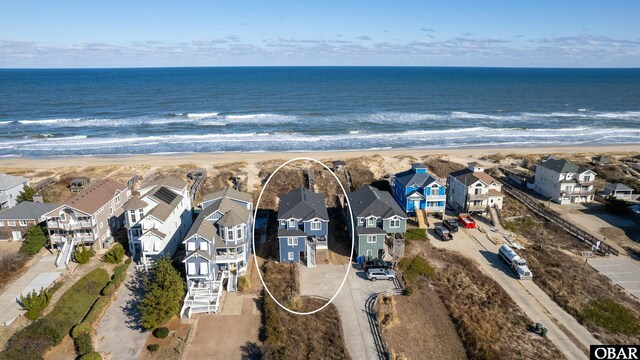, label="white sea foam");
[186,112,219,119]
